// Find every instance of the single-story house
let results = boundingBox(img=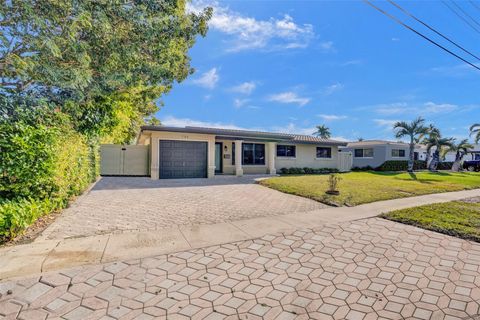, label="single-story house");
[469,145,480,160]
[411,143,480,163]
[135,125,349,179]
[340,140,427,169]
